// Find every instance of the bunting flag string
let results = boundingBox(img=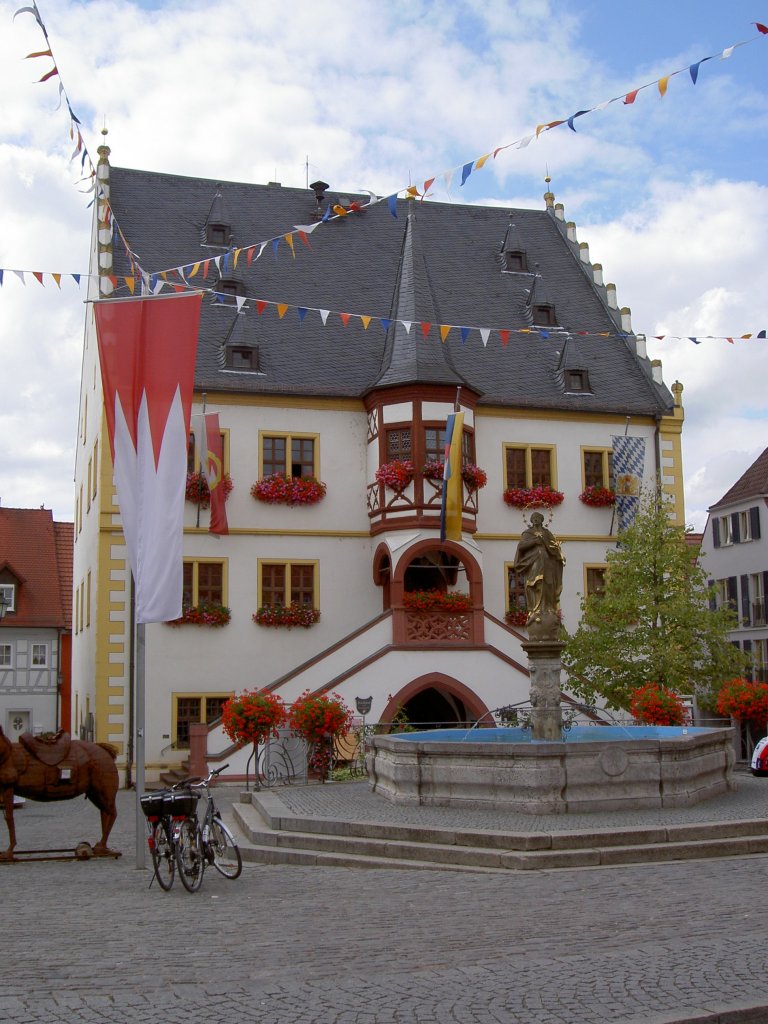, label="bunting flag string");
[1,262,765,345]
[14,2,768,302]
